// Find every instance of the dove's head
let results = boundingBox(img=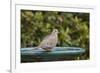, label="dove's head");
[52,29,59,34]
